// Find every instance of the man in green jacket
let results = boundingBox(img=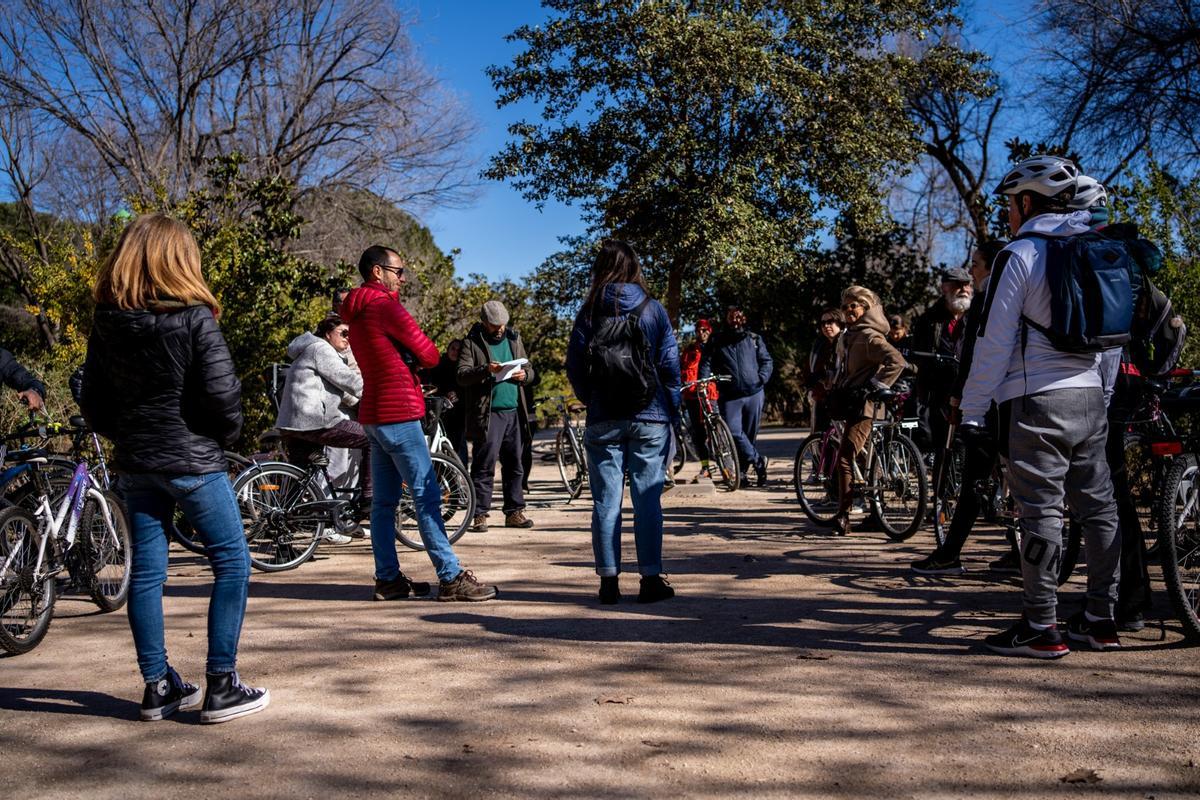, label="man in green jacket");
[457,301,536,531]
